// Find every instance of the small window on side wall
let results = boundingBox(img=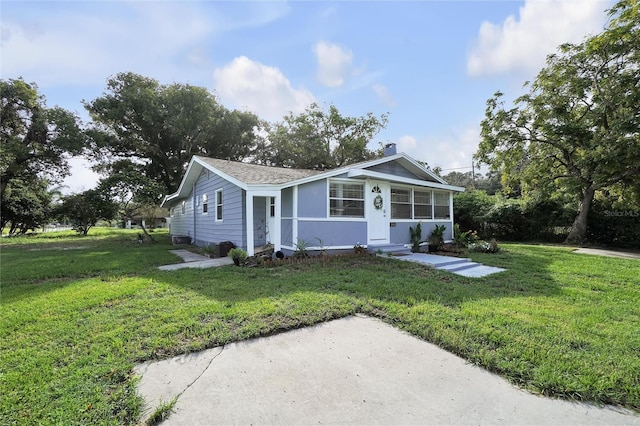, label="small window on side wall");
[215,189,223,221]
[202,194,208,214]
[181,200,186,215]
